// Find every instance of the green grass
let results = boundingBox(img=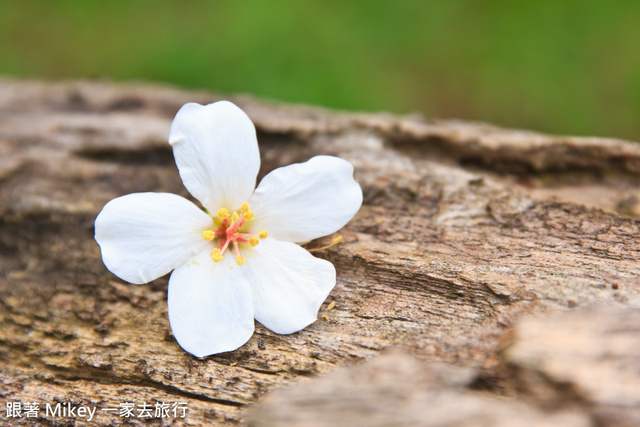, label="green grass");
[1,0,639,140]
